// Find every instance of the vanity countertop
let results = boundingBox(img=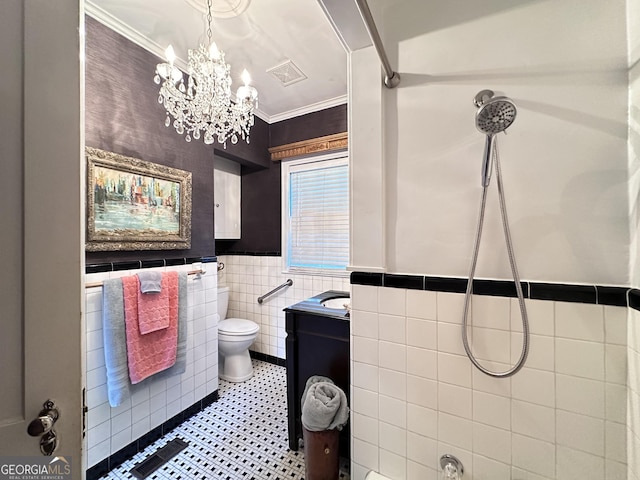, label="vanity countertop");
[283,290,350,320]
